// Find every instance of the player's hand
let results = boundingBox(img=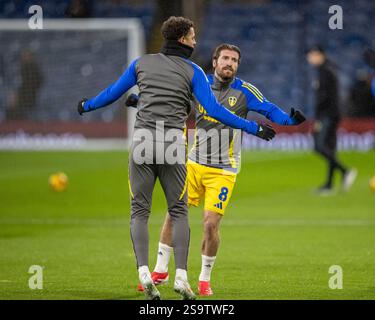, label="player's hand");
[290,108,306,125]
[125,93,139,108]
[256,123,276,141]
[77,99,88,115]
